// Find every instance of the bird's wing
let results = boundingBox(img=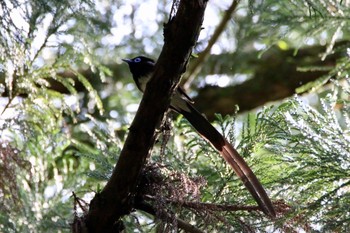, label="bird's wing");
[170,91,276,217]
[177,86,194,103]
